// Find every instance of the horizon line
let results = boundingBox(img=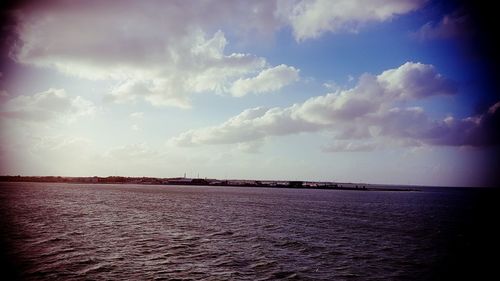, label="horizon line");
[0,174,495,189]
